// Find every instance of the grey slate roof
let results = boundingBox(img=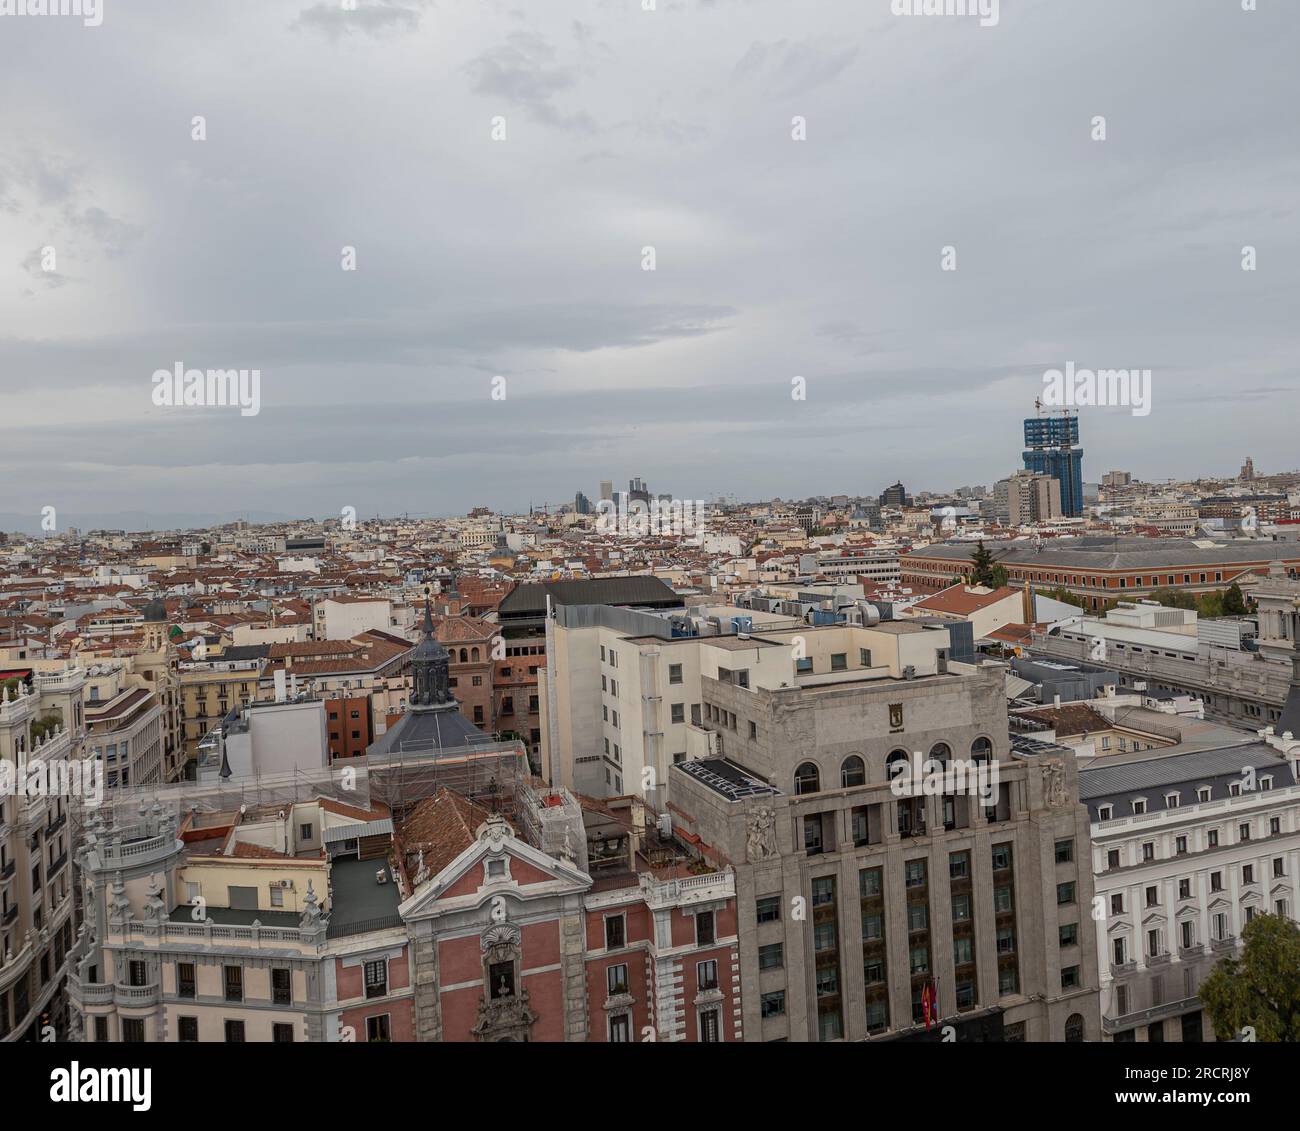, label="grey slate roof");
[366,706,484,756]
[1079,742,1295,820]
[498,576,681,617]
